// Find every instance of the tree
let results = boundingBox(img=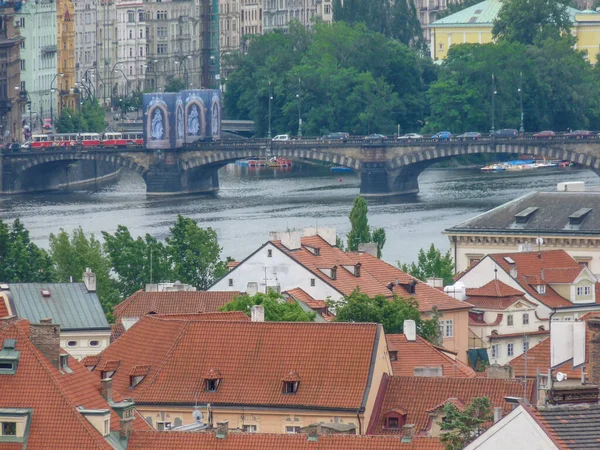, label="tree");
[399,244,455,286]
[220,292,316,321]
[166,215,228,290]
[164,78,187,93]
[436,0,482,20]
[54,108,76,133]
[492,0,571,45]
[49,228,119,317]
[331,289,440,343]
[346,196,386,258]
[53,99,105,133]
[439,397,493,450]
